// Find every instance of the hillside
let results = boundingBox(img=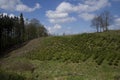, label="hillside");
[0,30,120,80]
